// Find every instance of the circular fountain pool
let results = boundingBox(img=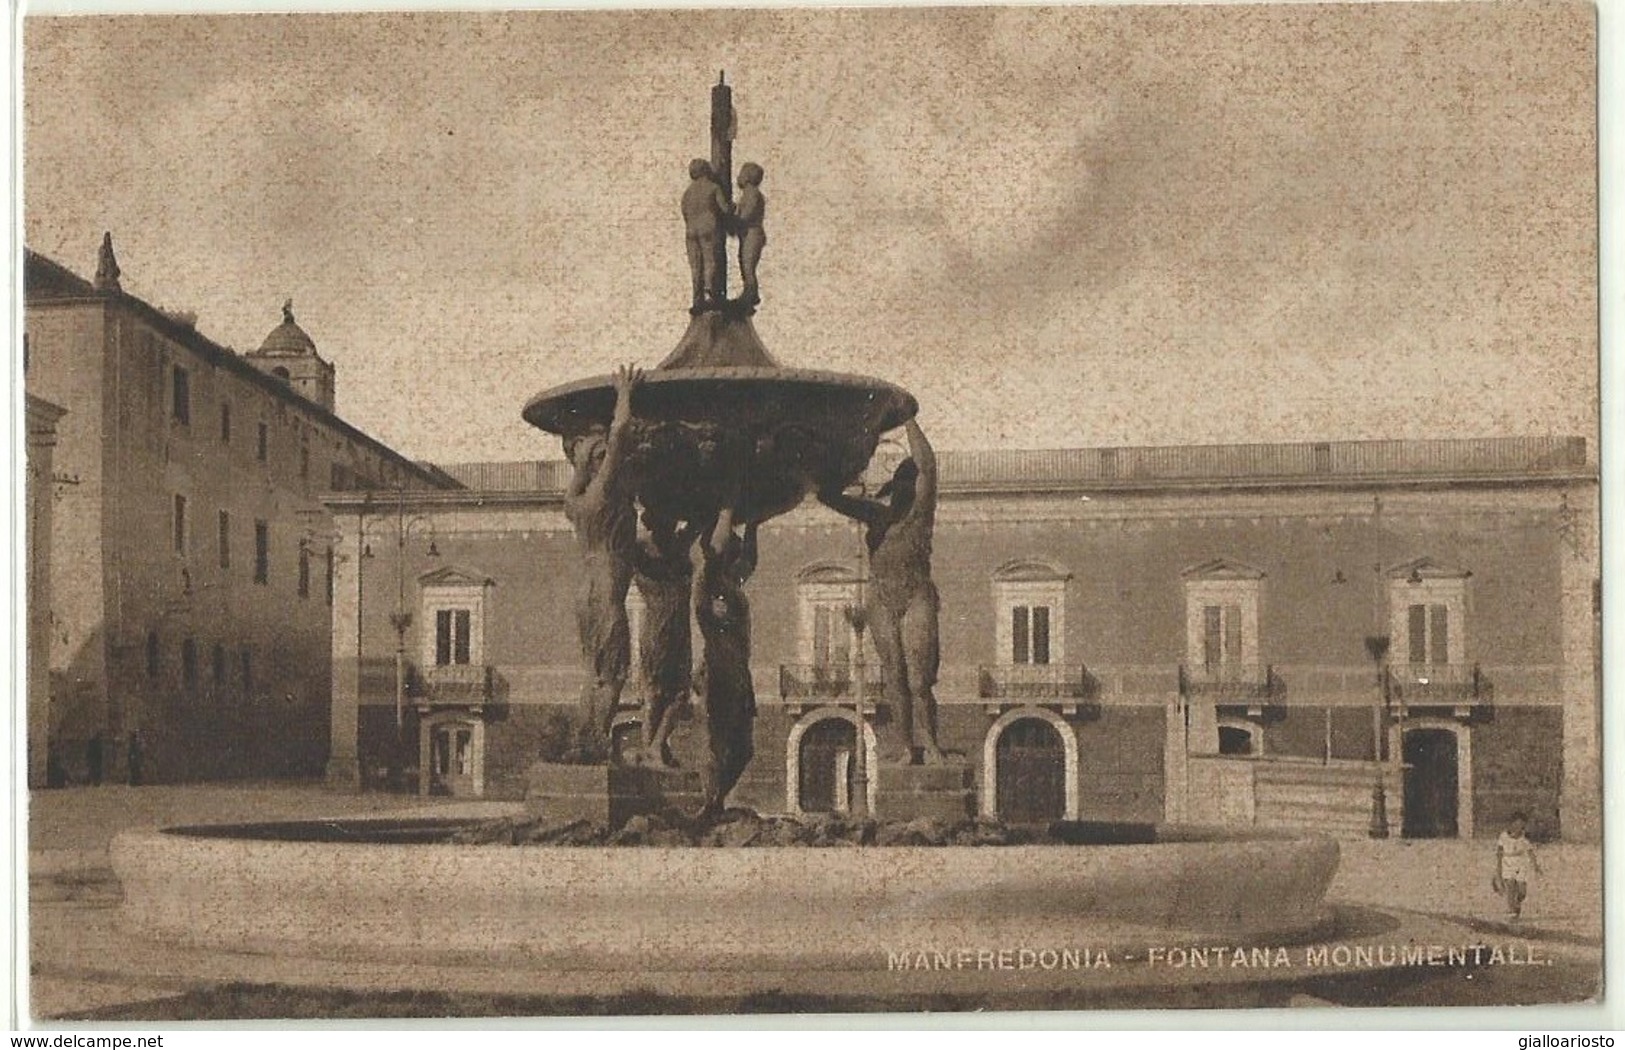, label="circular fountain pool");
[111,817,1338,972]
